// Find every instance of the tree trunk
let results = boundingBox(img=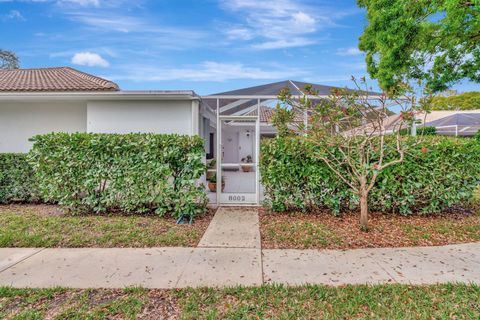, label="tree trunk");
[359,190,369,231]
